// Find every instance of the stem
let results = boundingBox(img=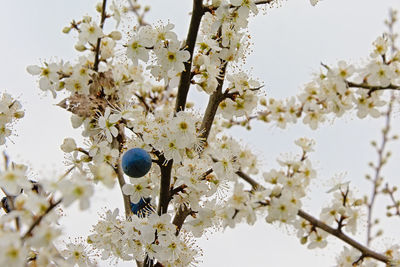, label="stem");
[116,162,133,219]
[175,0,204,112]
[157,158,173,215]
[254,0,275,4]
[117,124,132,219]
[346,81,400,96]
[22,199,62,241]
[199,63,227,140]
[93,0,107,72]
[366,97,393,246]
[236,170,263,190]
[206,0,275,11]
[172,205,191,235]
[297,210,389,264]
